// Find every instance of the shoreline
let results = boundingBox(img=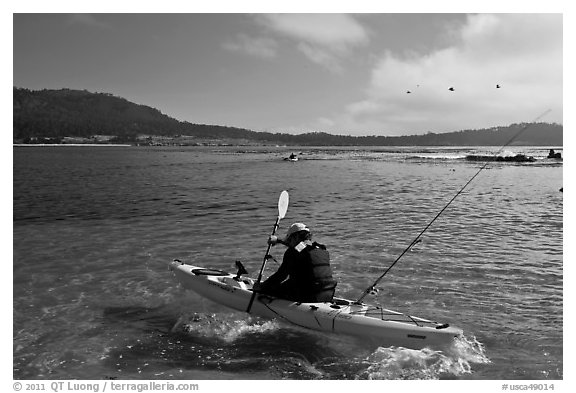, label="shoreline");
[13,144,132,147]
